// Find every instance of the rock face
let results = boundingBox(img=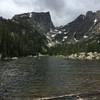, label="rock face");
[49,10,100,44]
[12,12,54,33]
[47,10,100,55]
